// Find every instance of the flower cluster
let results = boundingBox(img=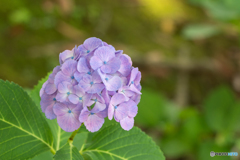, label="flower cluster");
[40,37,141,132]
